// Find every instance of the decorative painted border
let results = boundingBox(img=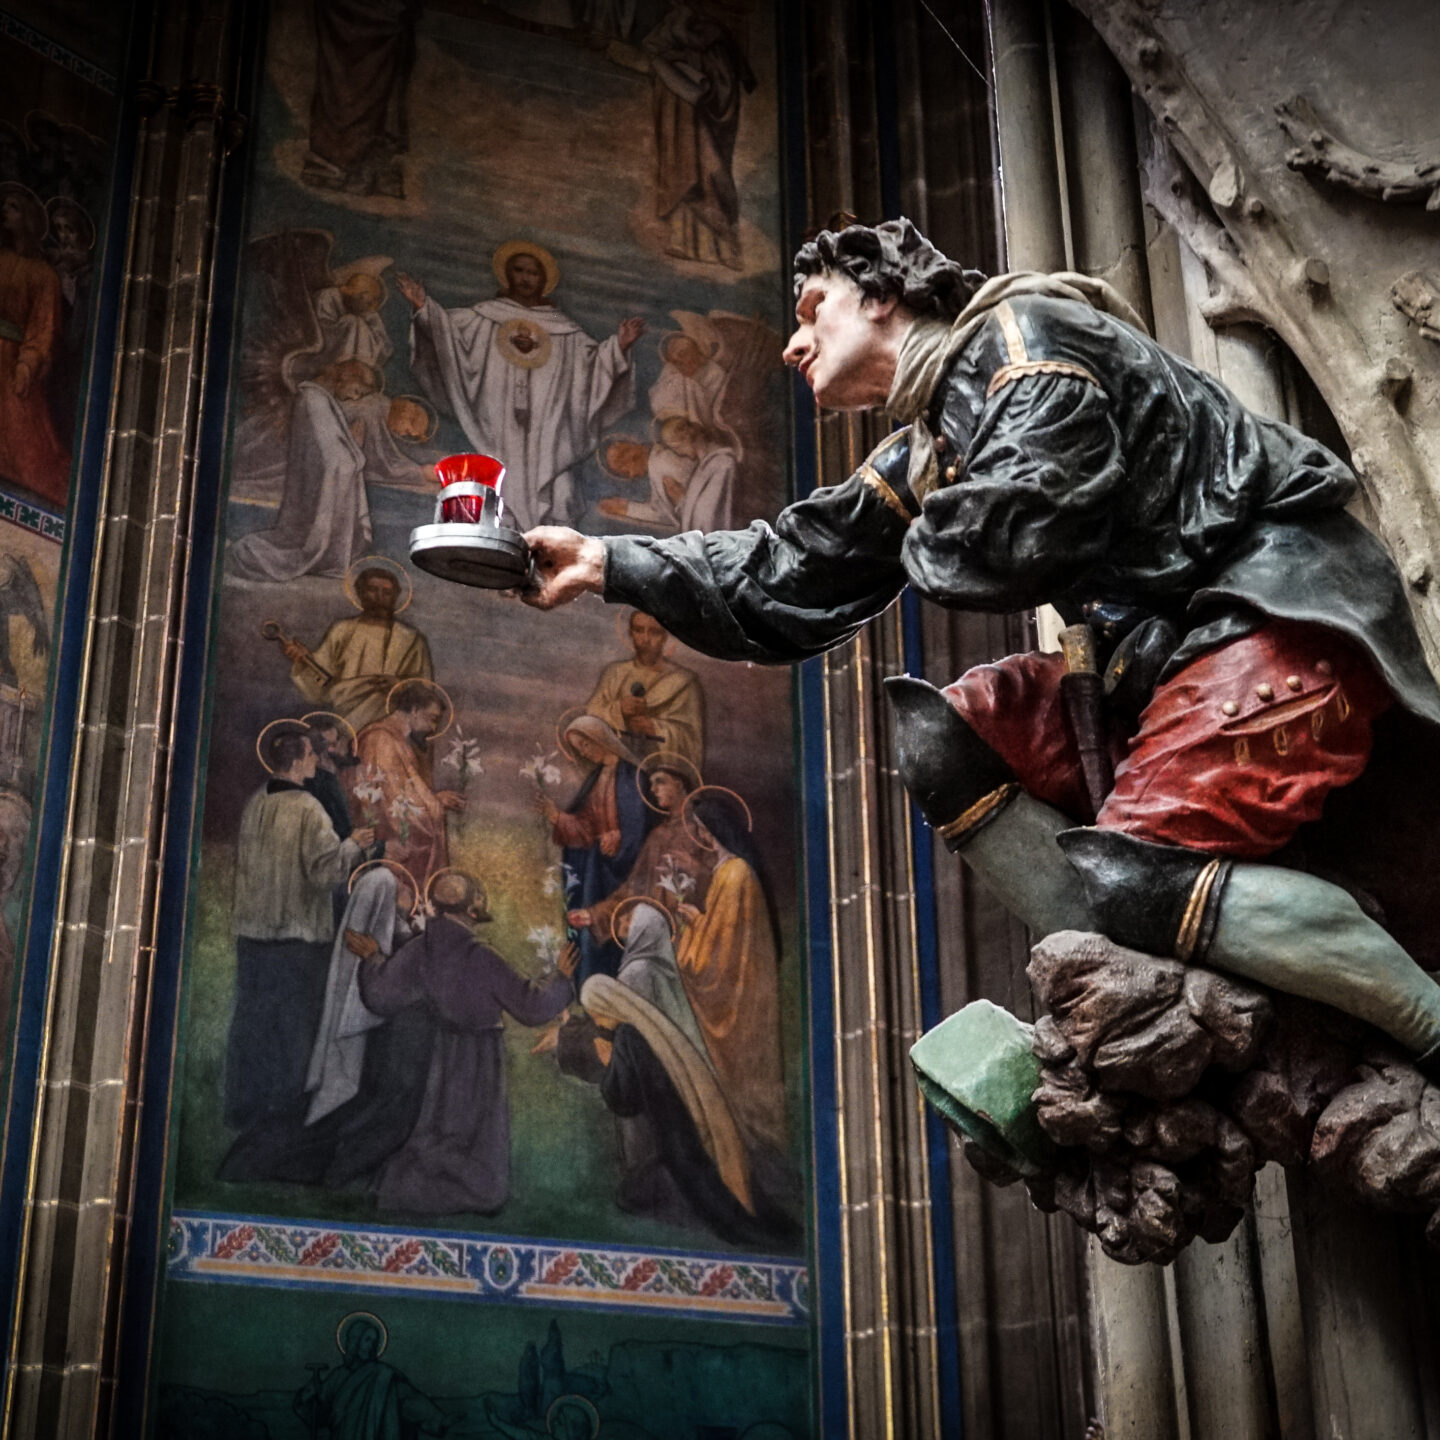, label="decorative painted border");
[0,9,118,93]
[0,486,64,545]
[167,1212,810,1326]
